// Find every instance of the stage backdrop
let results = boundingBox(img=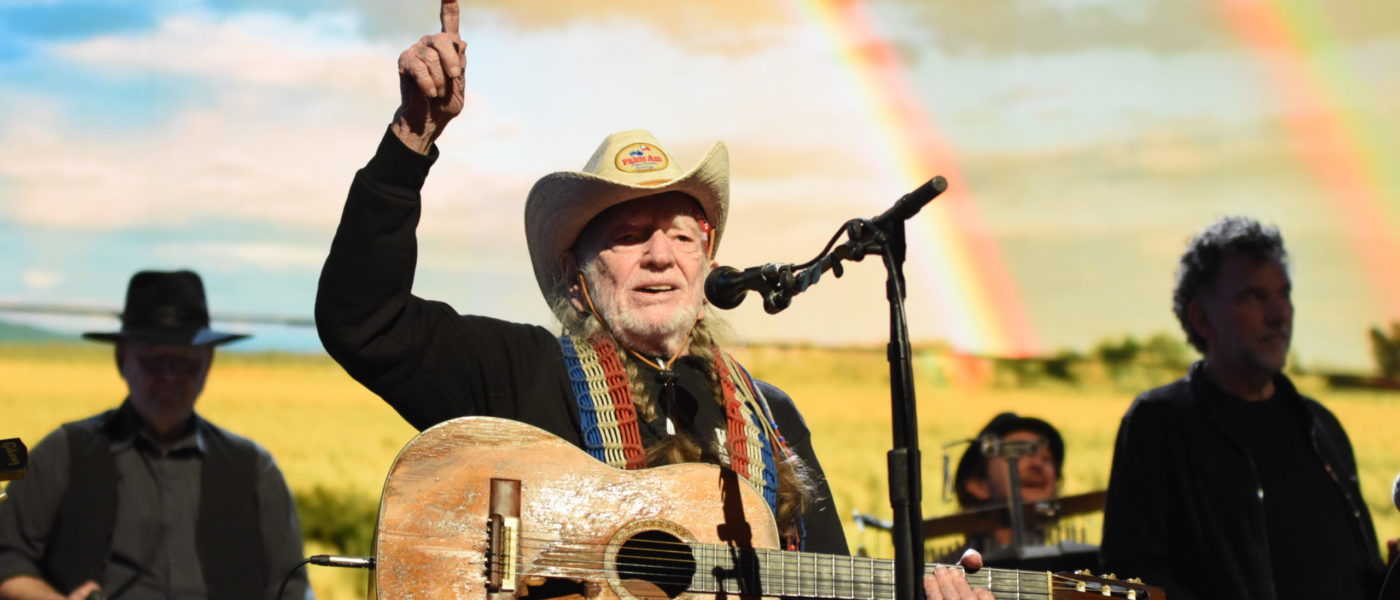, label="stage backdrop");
[2,0,1399,369]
